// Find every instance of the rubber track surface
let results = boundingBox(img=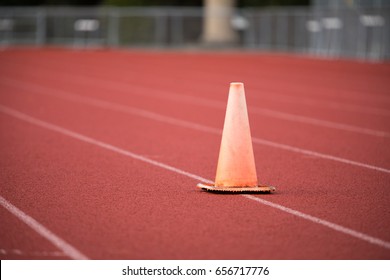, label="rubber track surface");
[0,48,389,259]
